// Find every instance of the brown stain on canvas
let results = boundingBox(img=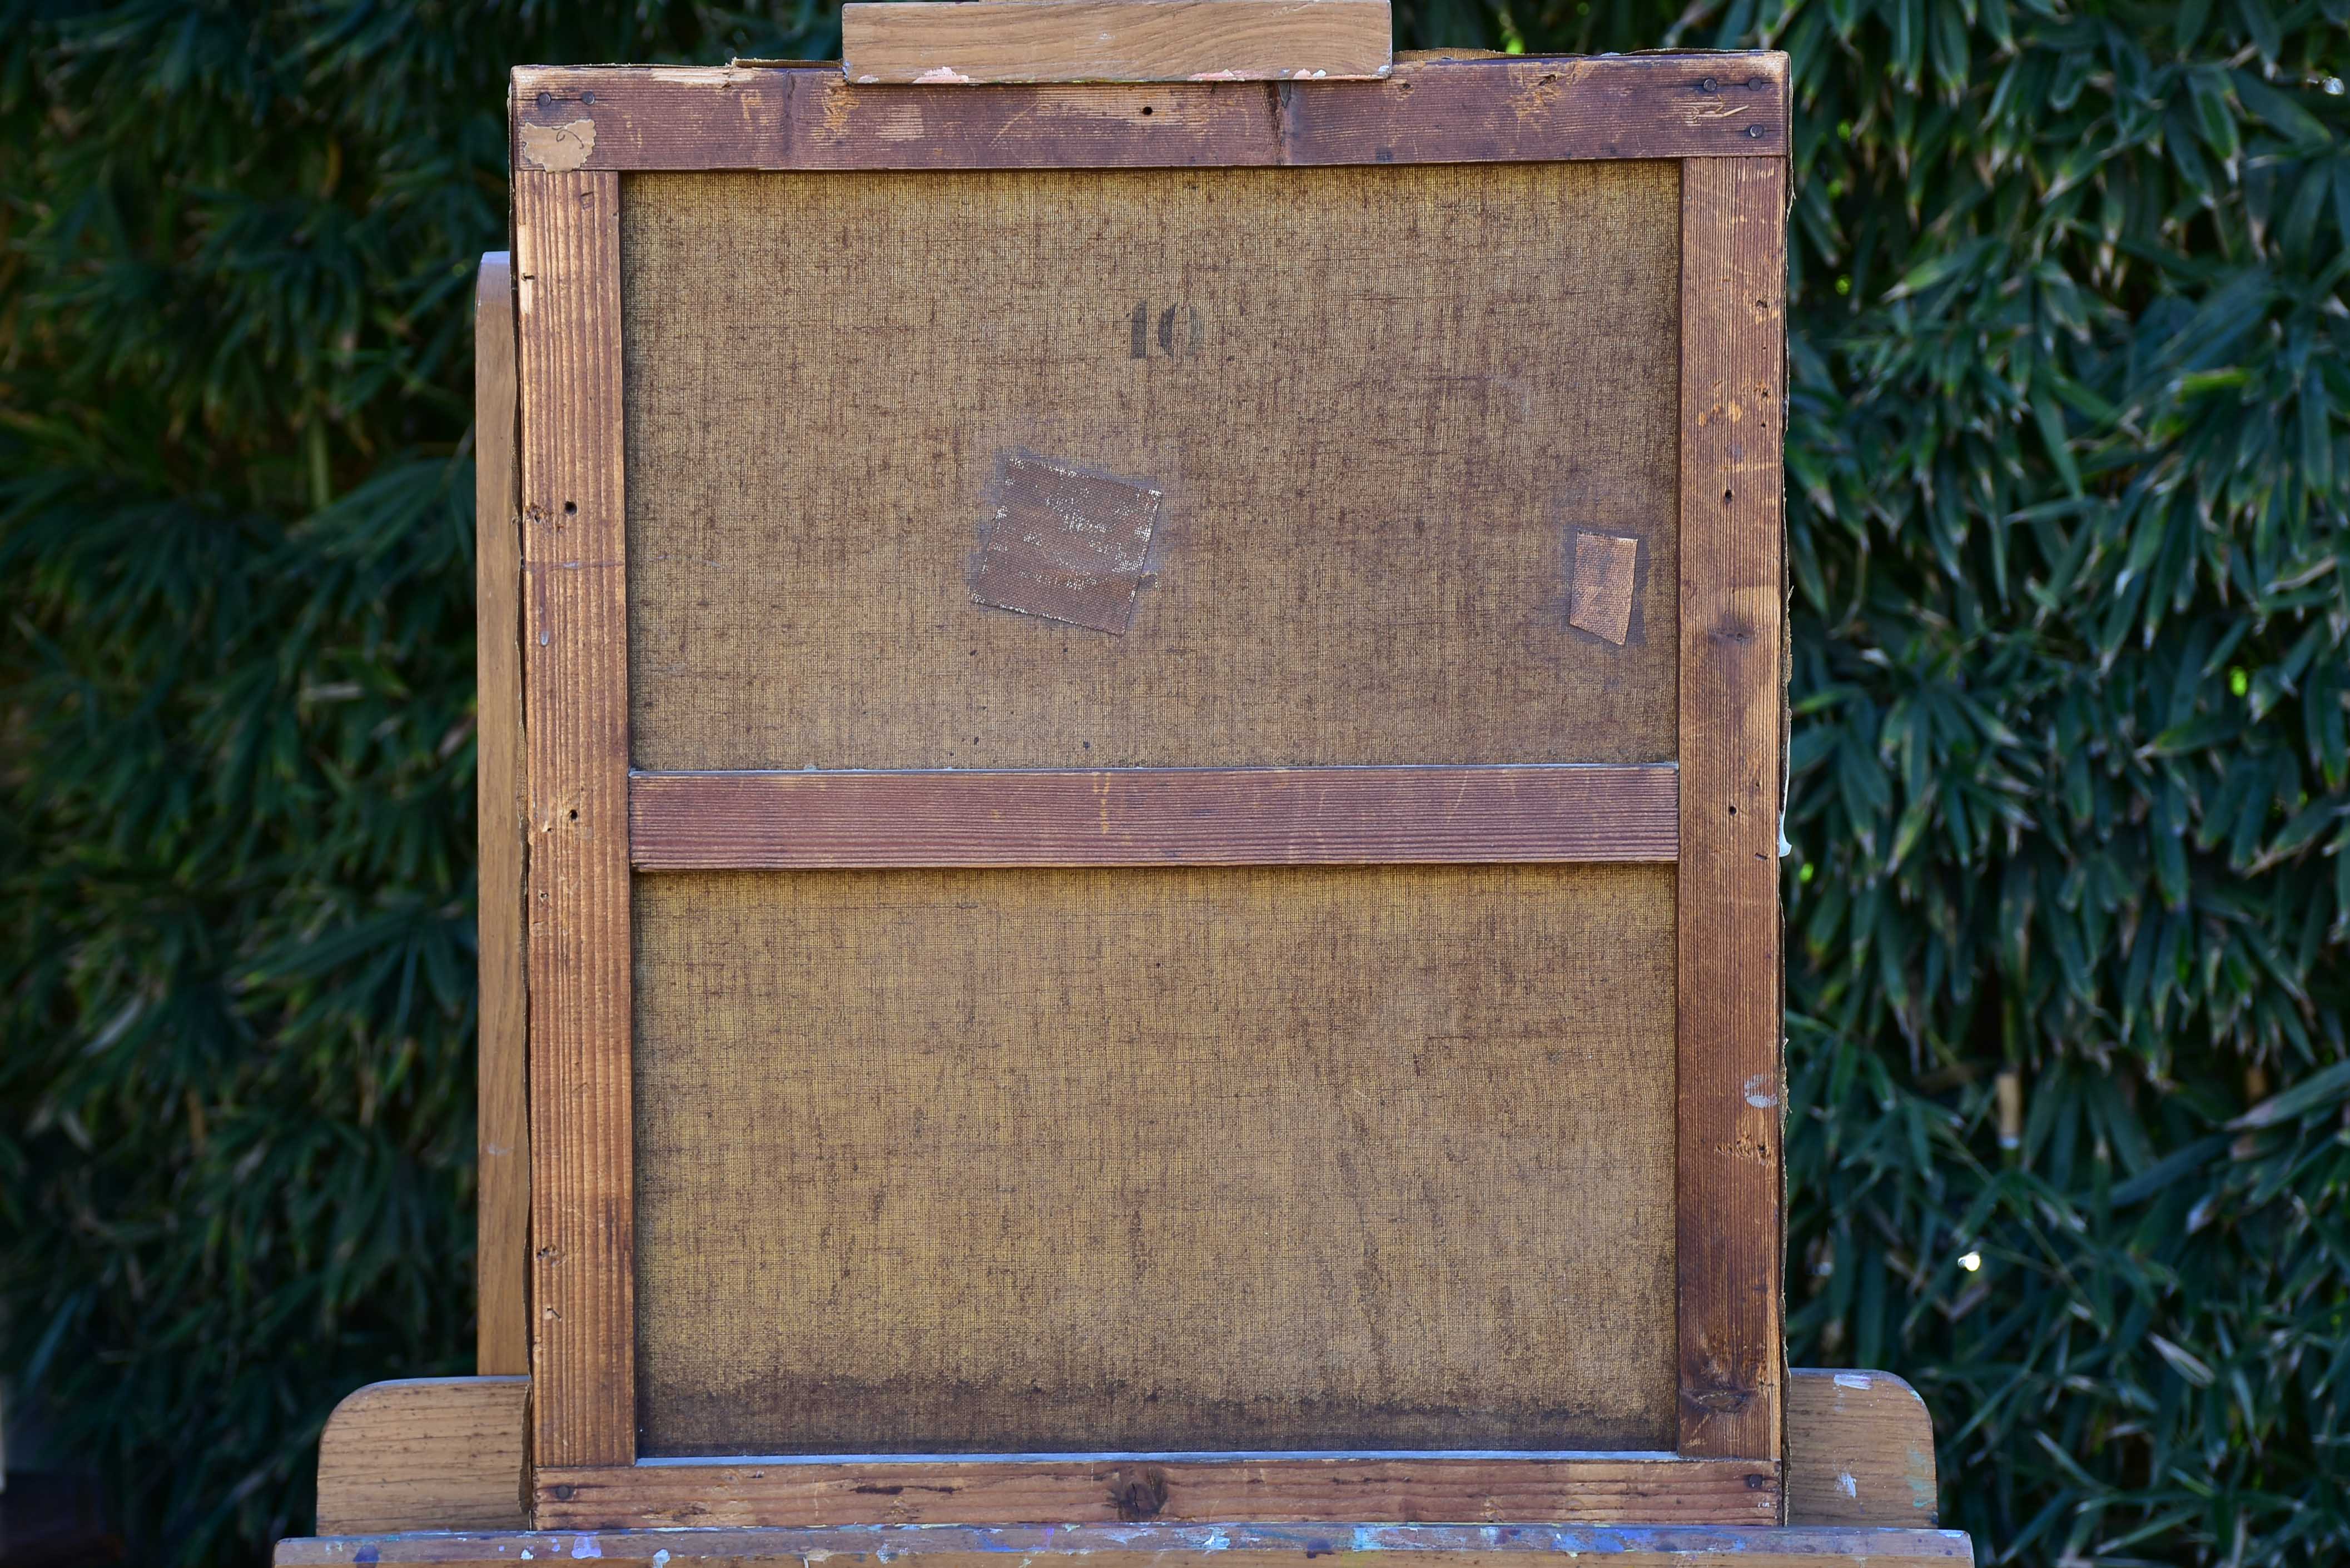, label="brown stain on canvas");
[967,451,1163,634]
